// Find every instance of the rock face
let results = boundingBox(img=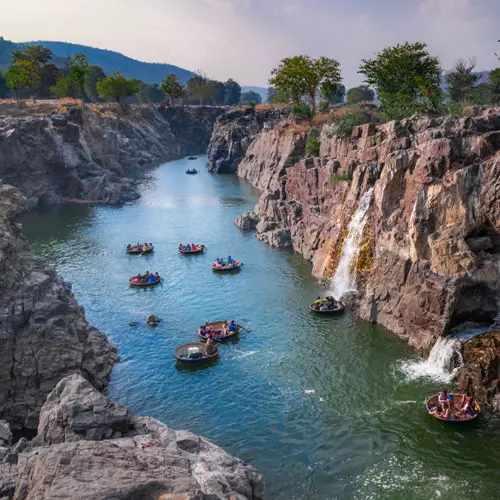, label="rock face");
[0,183,118,429]
[0,103,222,208]
[232,110,500,360]
[5,374,264,500]
[206,107,290,173]
[234,211,259,231]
